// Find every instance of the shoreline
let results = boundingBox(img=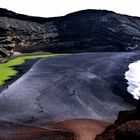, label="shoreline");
[0,53,64,92]
[0,58,40,93]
